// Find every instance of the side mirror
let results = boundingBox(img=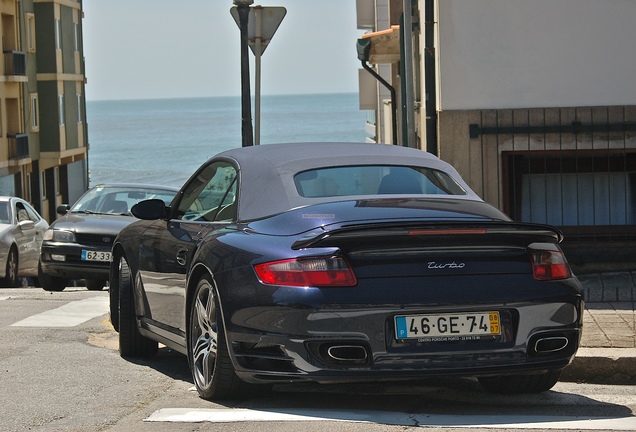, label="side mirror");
[19,220,35,231]
[131,199,168,220]
[56,205,70,215]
